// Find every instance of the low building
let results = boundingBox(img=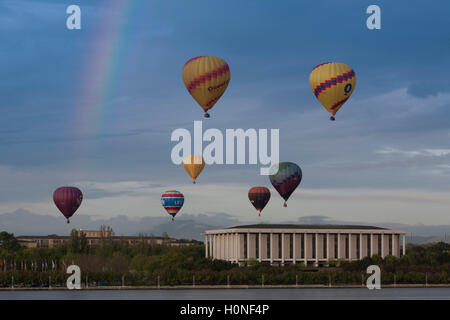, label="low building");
[204,224,407,265]
[17,230,195,249]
